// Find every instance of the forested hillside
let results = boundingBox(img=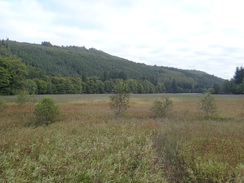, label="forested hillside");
[0,39,224,95]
